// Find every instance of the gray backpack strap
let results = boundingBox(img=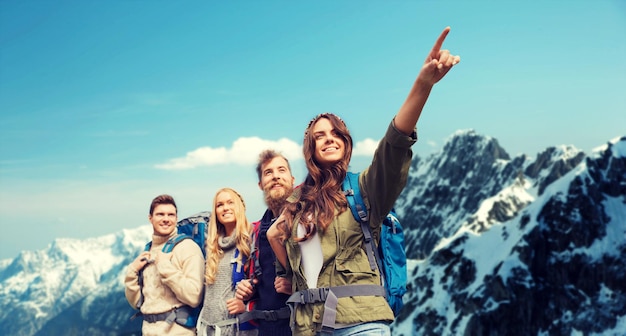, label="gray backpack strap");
[343,173,379,272]
[286,285,386,331]
[358,220,379,272]
[212,317,239,328]
[238,306,290,323]
[203,317,239,335]
[141,309,177,324]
